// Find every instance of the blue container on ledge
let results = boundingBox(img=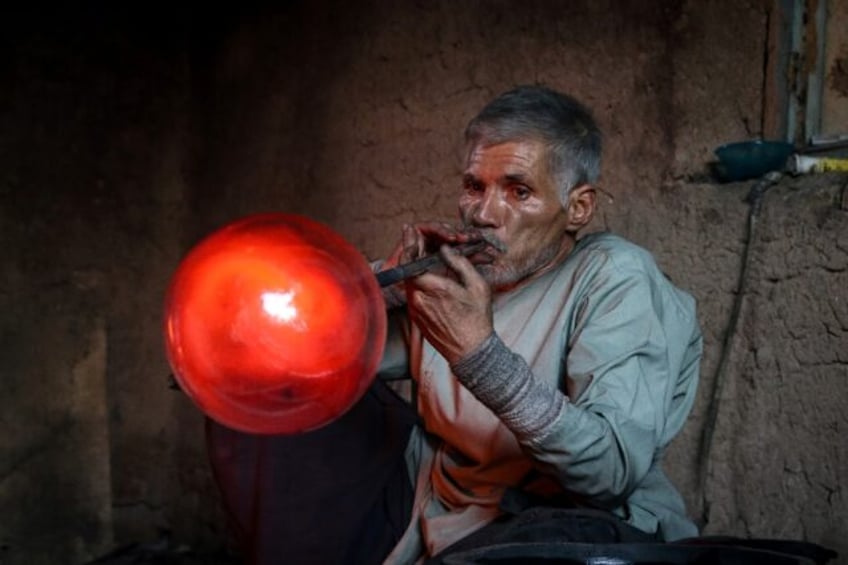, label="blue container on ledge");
[714,140,795,182]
